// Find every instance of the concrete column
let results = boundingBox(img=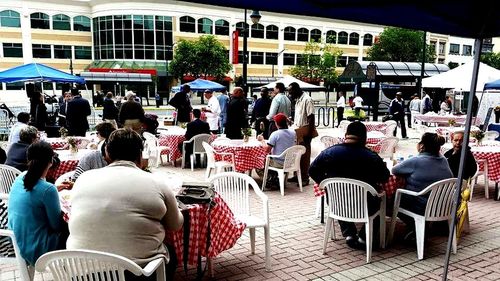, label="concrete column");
[21,4,33,64]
